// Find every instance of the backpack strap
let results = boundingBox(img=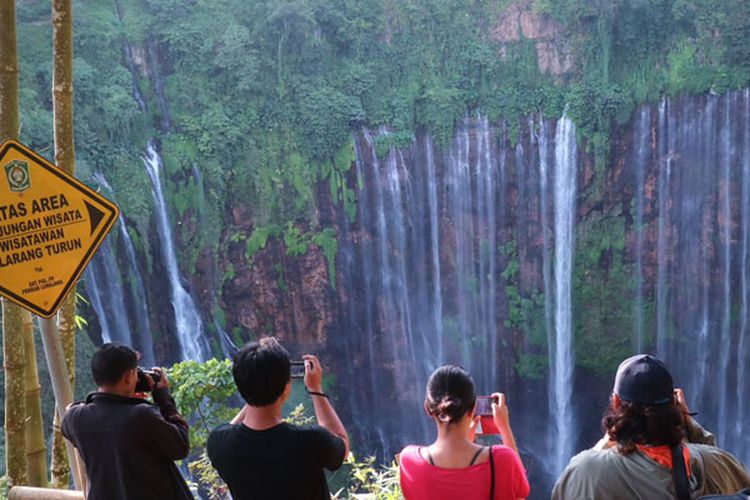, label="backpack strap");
[489,445,495,500]
[671,444,692,500]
